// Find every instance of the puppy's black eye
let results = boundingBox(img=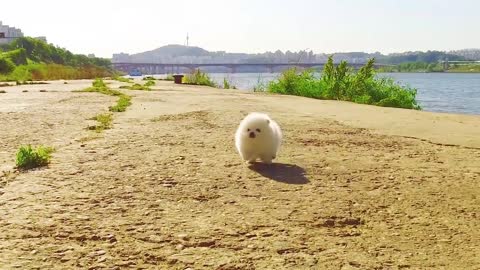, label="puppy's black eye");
[247,128,250,132]
[256,128,261,132]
